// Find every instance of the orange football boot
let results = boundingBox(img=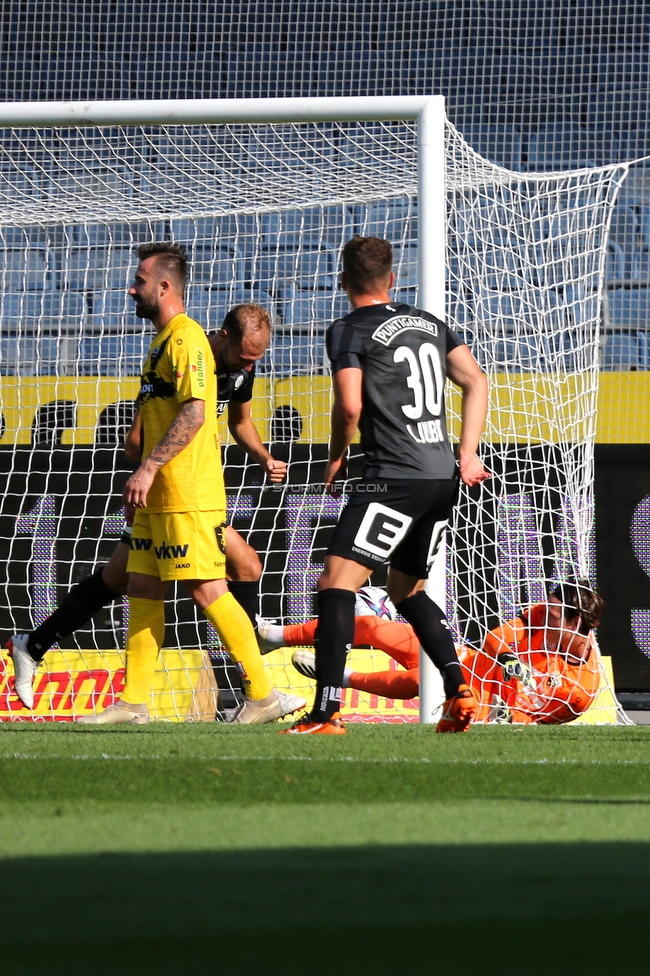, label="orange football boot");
[279,711,346,735]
